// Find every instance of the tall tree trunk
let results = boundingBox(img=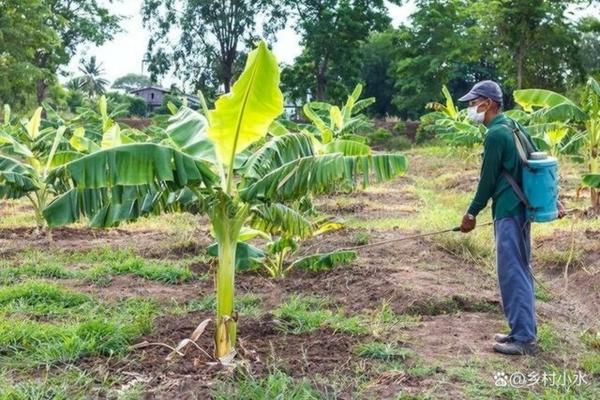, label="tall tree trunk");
[516,45,524,89]
[315,74,326,101]
[34,51,49,106]
[221,55,234,93]
[315,58,328,100]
